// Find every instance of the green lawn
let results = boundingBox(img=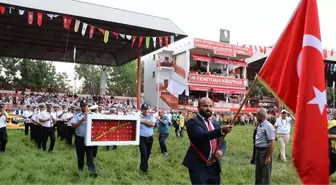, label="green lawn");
[0,125,334,184]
